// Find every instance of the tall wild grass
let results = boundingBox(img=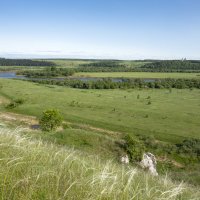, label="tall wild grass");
[0,128,199,200]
